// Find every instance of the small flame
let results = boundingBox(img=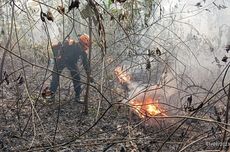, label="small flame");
[114,66,131,84]
[130,97,167,118]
